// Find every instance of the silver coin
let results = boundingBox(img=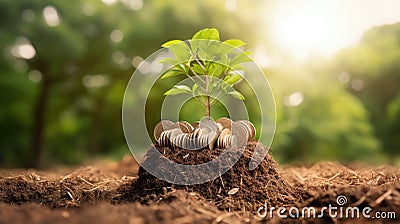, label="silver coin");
[177,121,194,134]
[192,121,199,129]
[238,120,256,140]
[231,121,248,148]
[216,117,232,130]
[154,120,174,141]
